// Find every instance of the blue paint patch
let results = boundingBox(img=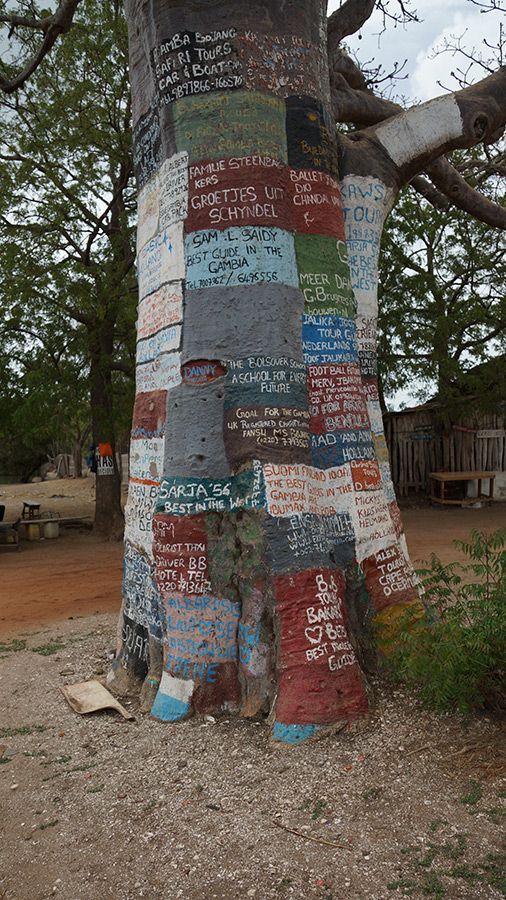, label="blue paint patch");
[185,227,298,292]
[273,722,319,743]
[150,689,189,721]
[311,429,375,468]
[122,542,163,640]
[302,315,358,365]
